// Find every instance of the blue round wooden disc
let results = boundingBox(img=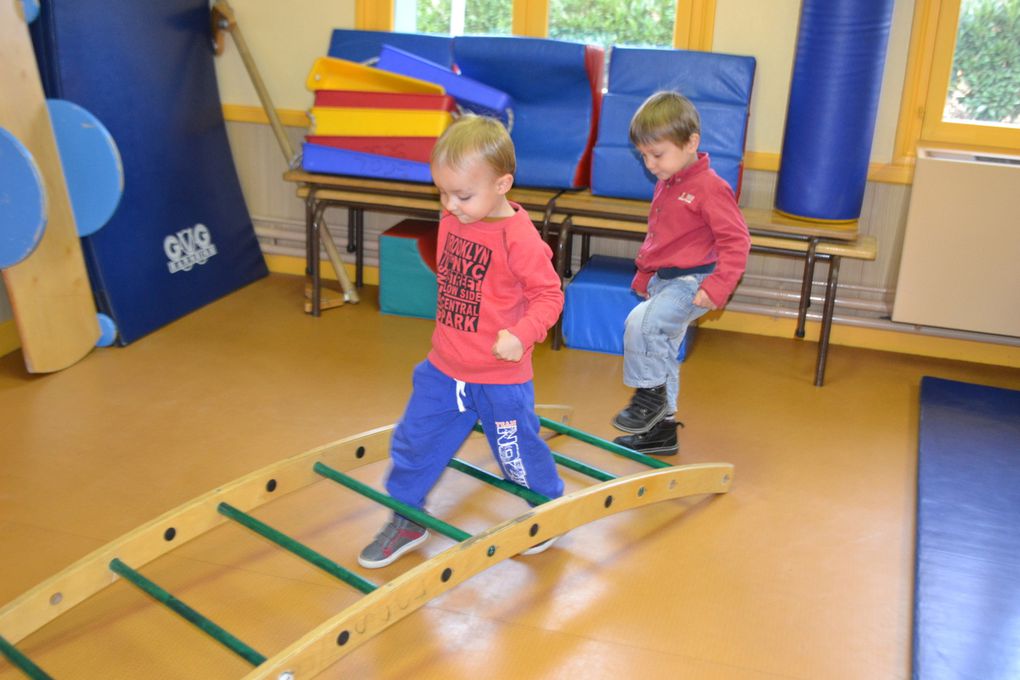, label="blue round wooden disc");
[21,0,40,23]
[0,128,47,269]
[47,99,124,237]
[96,312,118,347]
